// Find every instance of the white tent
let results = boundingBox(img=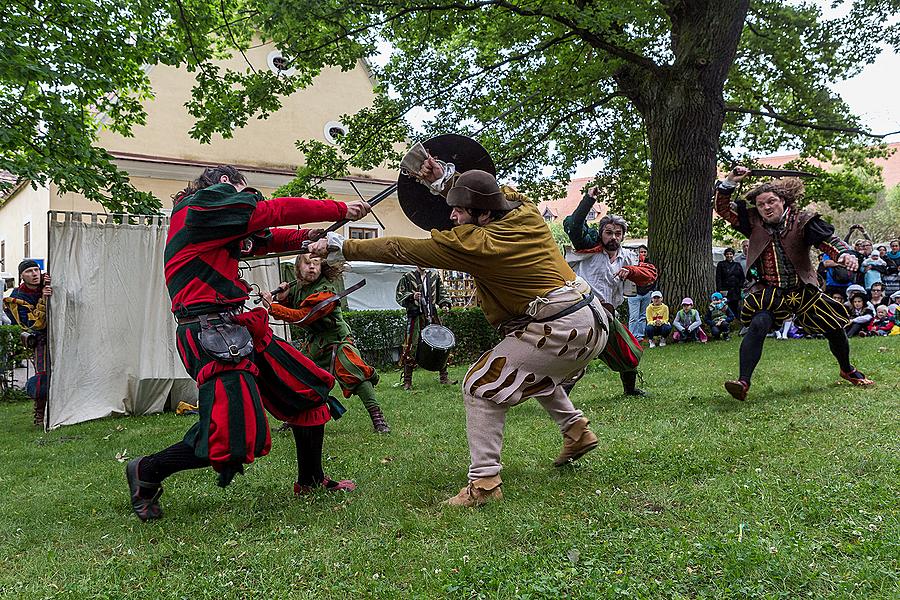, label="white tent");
[342,261,415,311]
[46,212,283,430]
